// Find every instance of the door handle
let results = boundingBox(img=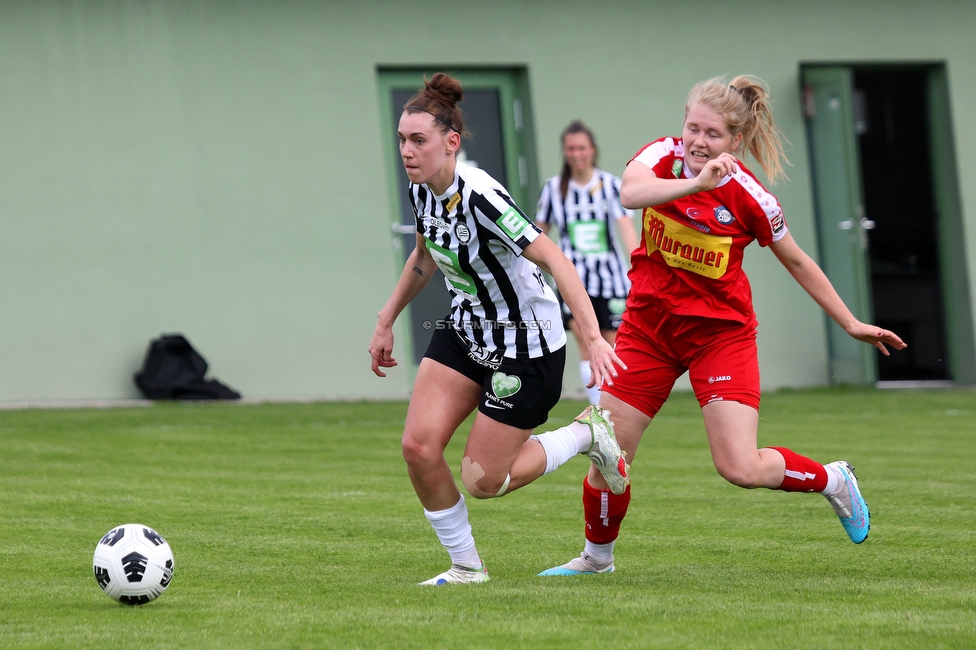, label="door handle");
[391,222,415,253]
[838,219,875,231]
